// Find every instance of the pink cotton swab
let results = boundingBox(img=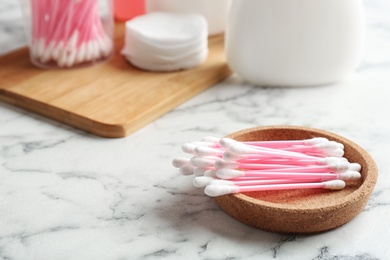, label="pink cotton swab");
[216,168,361,180]
[214,160,350,172]
[219,137,331,149]
[222,151,347,165]
[193,176,335,188]
[204,180,346,197]
[229,142,344,159]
